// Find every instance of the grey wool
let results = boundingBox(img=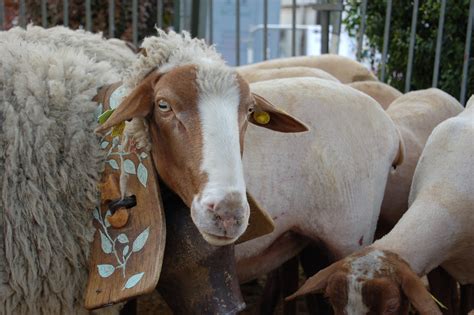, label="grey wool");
[0,30,121,314]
